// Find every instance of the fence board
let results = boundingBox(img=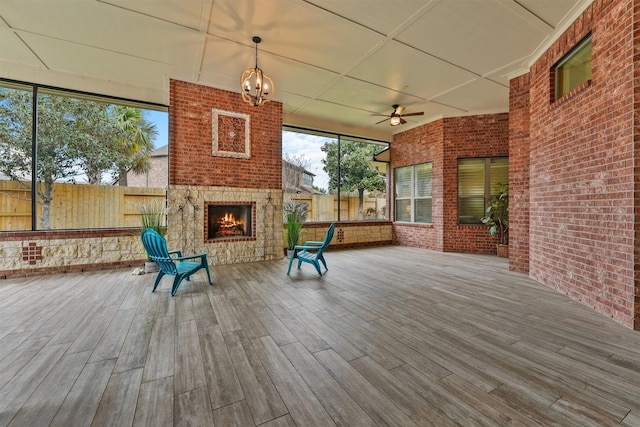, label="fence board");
[0,181,165,231]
